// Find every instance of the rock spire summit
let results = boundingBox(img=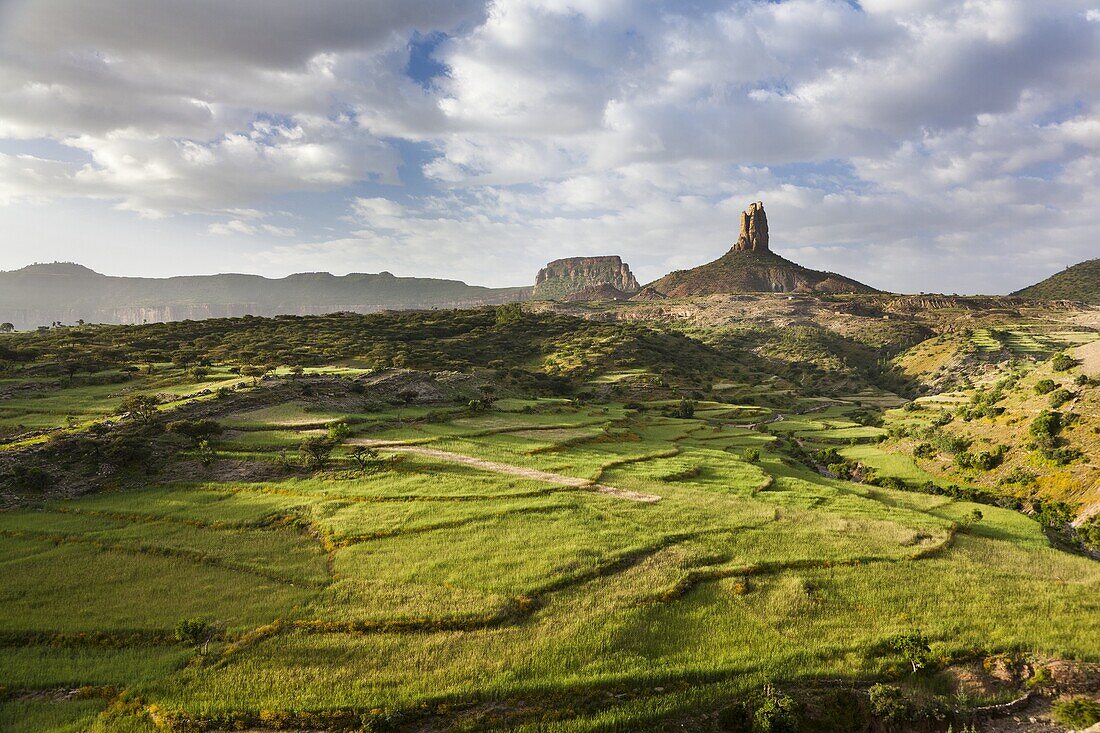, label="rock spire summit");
[733,201,769,252]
